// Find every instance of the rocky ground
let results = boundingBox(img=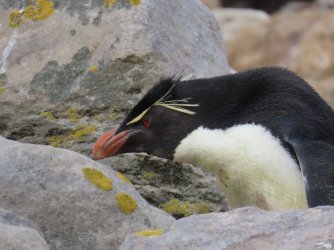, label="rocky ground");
[0,0,333,249]
[212,1,334,107]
